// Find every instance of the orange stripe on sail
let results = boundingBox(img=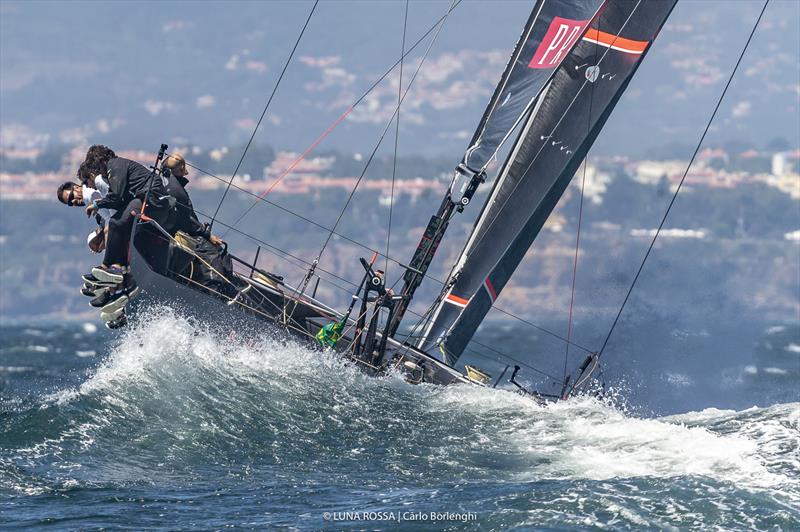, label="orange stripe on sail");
[582,28,648,54]
[446,294,469,307]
